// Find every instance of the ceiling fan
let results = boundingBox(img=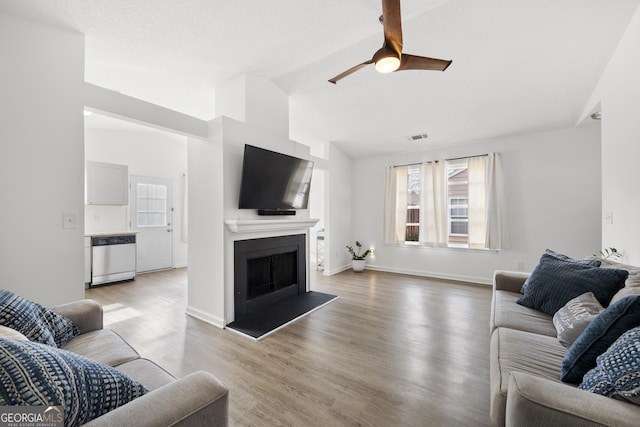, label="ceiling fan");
[328,0,452,84]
